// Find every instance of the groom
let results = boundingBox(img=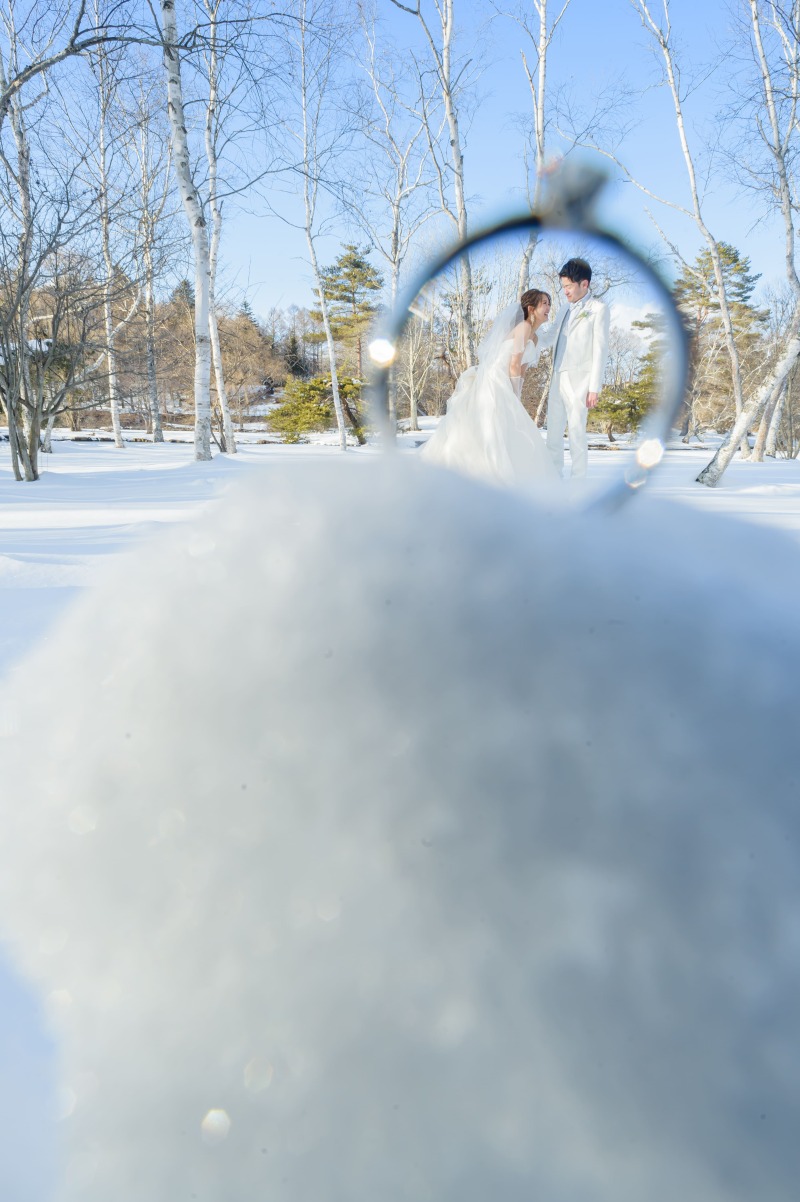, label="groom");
[546,258,610,480]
